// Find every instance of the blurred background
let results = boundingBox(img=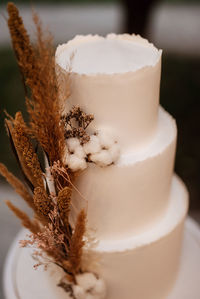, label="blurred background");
[0,0,200,298]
